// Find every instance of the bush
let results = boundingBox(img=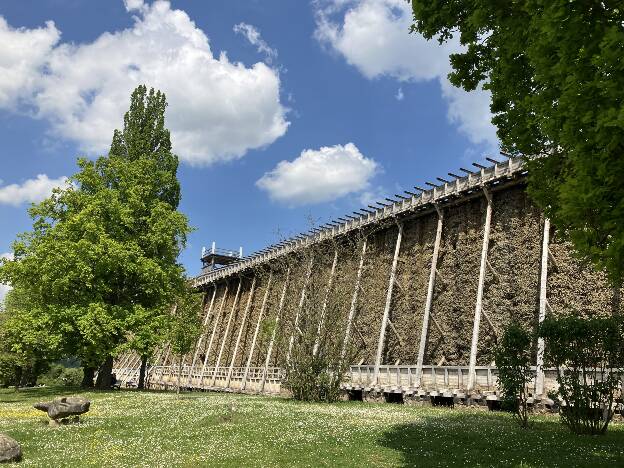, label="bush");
[38,364,83,387]
[495,324,535,428]
[539,315,624,435]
